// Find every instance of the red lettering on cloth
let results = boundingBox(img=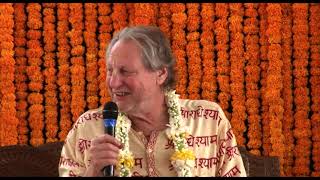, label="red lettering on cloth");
[222,165,241,177]
[59,156,84,168]
[226,146,240,160]
[134,158,143,169]
[216,141,226,159]
[165,135,218,149]
[218,128,234,143]
[195,157,220,169]
[69,170,77,177]
[180,106,220,121]
[71,112,102,131]
[78,138,91,154]
[226,128,234,141]
[203,109,219,120]
[132,171,143,177]
[92,112,101,121]
[218,116,222,126]
[168,164,174,171]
